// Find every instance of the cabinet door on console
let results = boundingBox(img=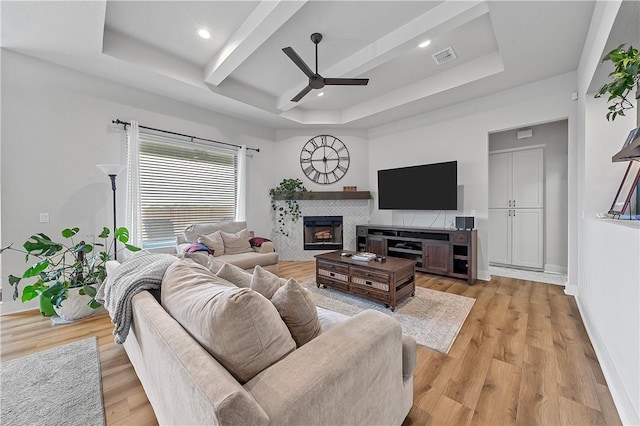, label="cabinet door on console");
[423,241,450,274]
[367,236,386,255]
